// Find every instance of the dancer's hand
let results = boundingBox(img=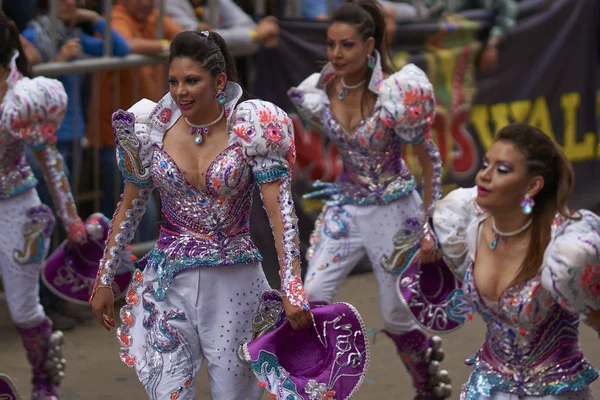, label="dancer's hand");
[420,235,440,264]
[282,296,312,330]
[479,44,499,74]
[66,219,87,247]
[91,287,116,331]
